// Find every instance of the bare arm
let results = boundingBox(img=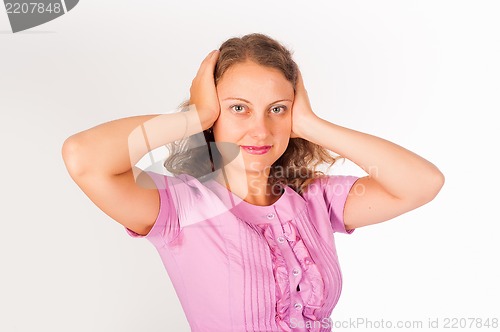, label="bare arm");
[291,70,445,230]
[60,109,211,235]
[61,50,221,235]
[62,109,208,177]
[298,118,444,230]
